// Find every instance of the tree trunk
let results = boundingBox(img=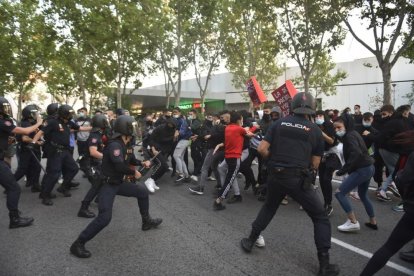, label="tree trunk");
[17,88,23,121]
[381,63,392,105]
[116,82,122,108]
[303,76,310,94]
[166,96,170,108]
[175,3,182,107]
[79,74,86,108]
[201,94,206,116]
